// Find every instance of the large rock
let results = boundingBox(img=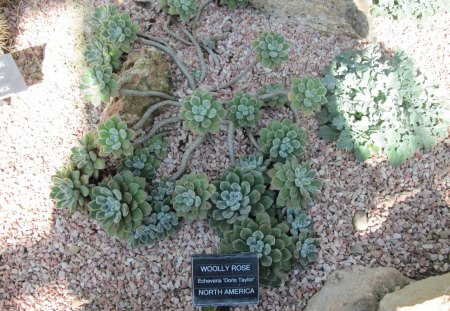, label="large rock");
[305,266,410,311]
[249,0,373,39]
[379,272,450,311]
[101,47,172,127]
